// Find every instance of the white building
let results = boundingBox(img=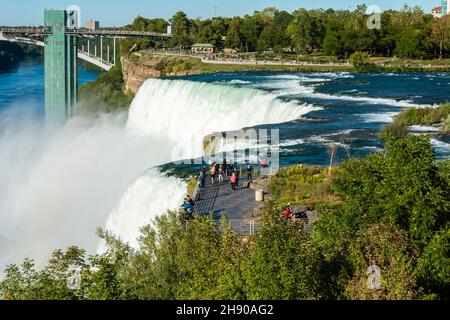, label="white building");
[432,6,443,18]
